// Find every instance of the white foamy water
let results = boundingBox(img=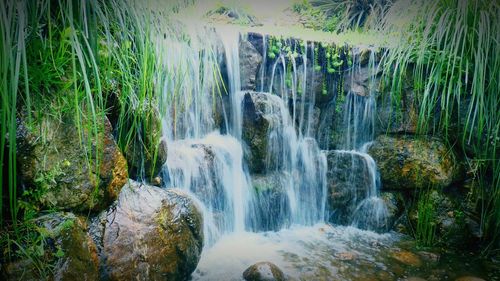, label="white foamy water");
[192,224,397,281]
